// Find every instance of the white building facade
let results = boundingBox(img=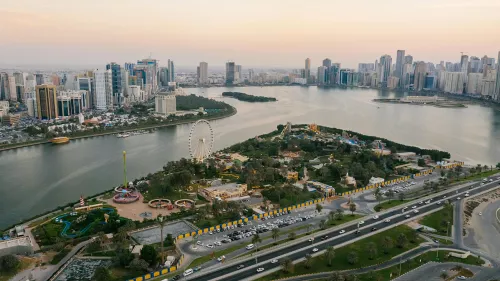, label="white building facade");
[155,93,176,115]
